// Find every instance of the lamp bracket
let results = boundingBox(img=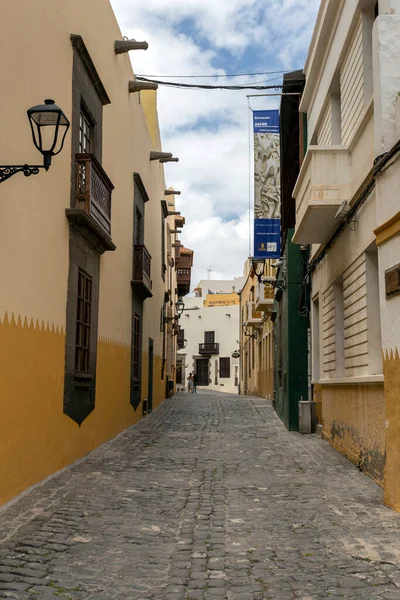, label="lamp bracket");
[261,276,286,291]
[0,164,45,184]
